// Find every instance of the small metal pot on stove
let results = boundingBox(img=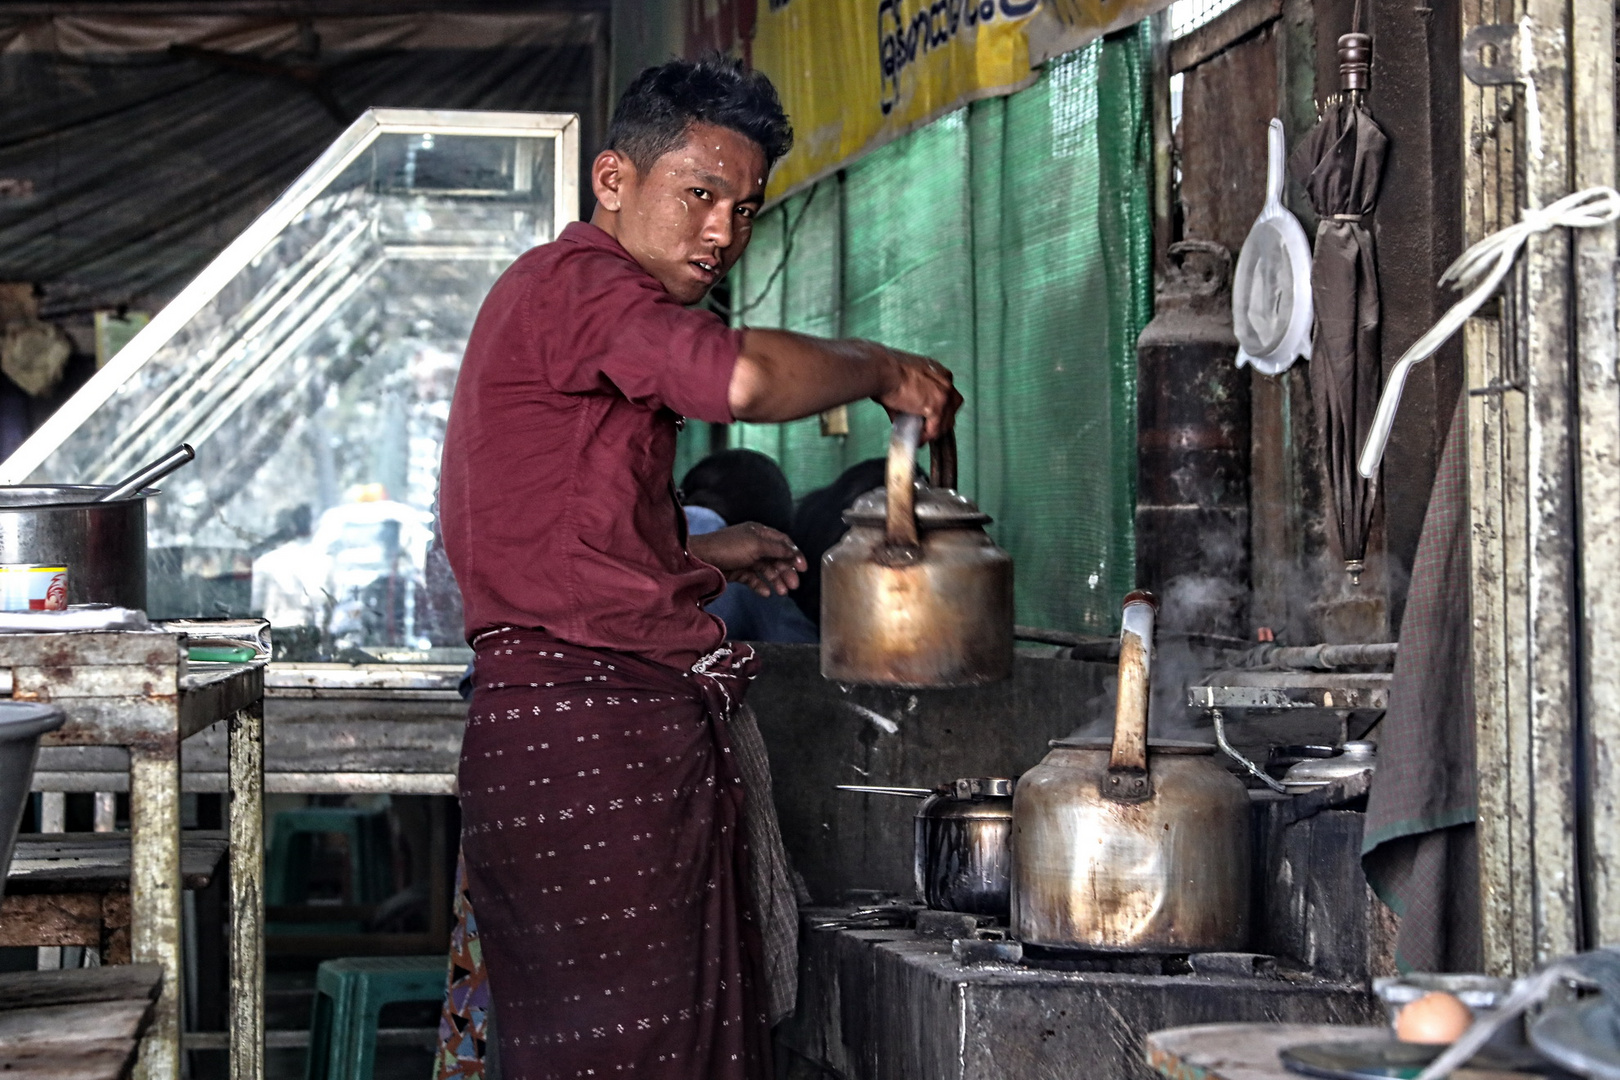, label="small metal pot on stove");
[914,777,1015,917]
